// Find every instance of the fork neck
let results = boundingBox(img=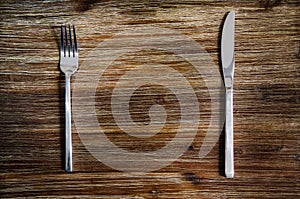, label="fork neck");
[65,72,73,79]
